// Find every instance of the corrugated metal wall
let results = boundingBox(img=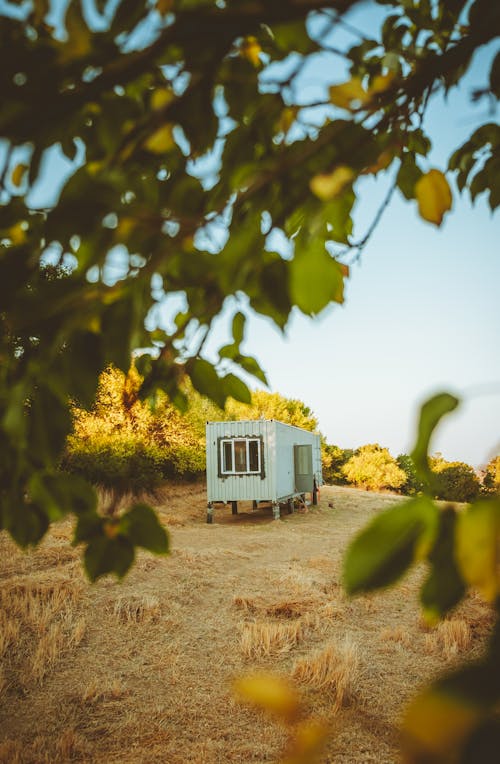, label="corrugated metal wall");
[206,420,322,504]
